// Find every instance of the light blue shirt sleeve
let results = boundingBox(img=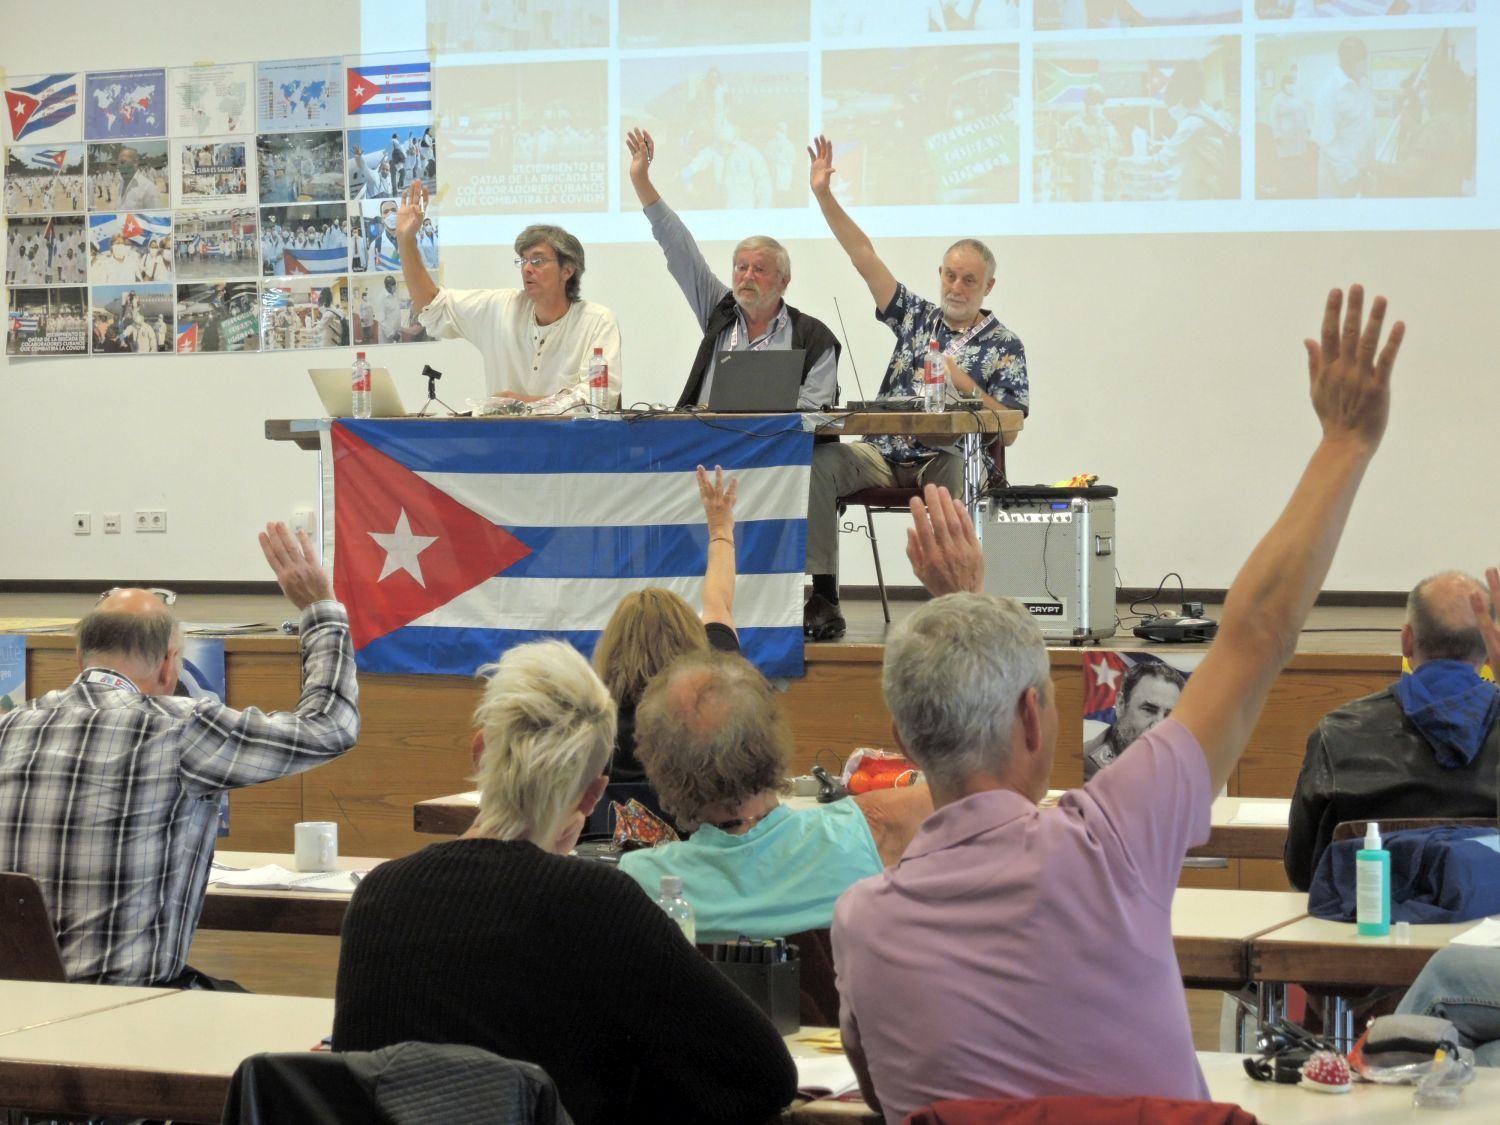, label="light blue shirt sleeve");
[643,198,730,330]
